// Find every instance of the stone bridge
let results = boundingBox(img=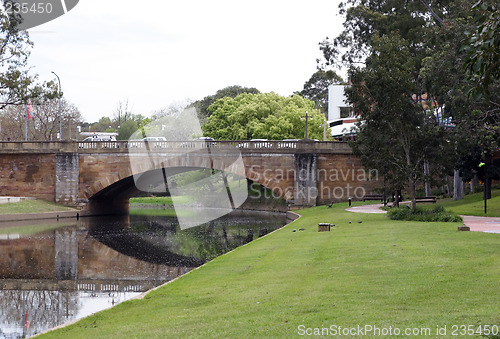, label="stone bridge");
[0,140,381,214]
